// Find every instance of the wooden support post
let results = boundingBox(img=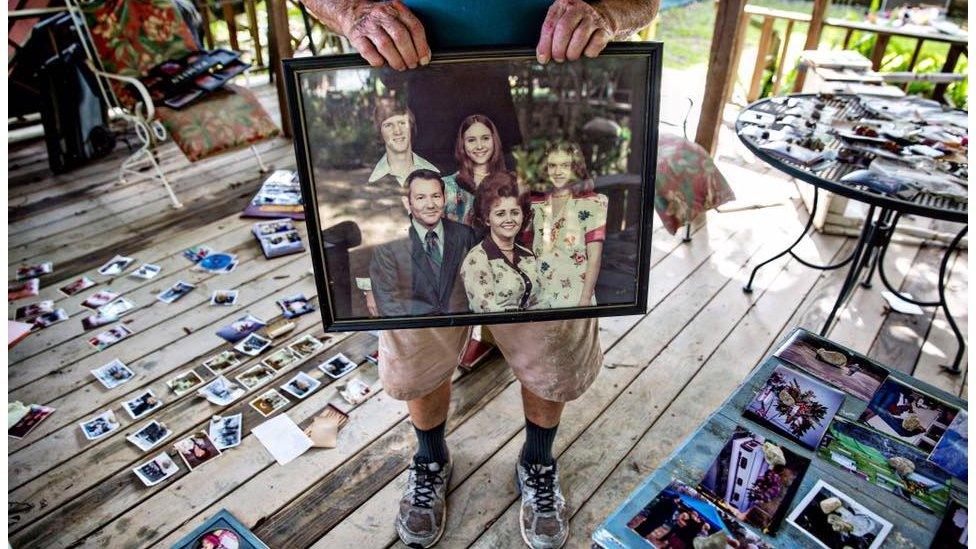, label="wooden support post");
[772,19,794,95]
[841,27,853,49]
[870,33,891,70]
[903,38,924,90]
[198,0,215,49]
[695,0,748,156]
[244,0,264,67]
[933,43,966,102]
[791,0,830,92]
[220,0,240,51]
[721,6,751,106]
[747,16,774,102]
[267,0,294,137]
